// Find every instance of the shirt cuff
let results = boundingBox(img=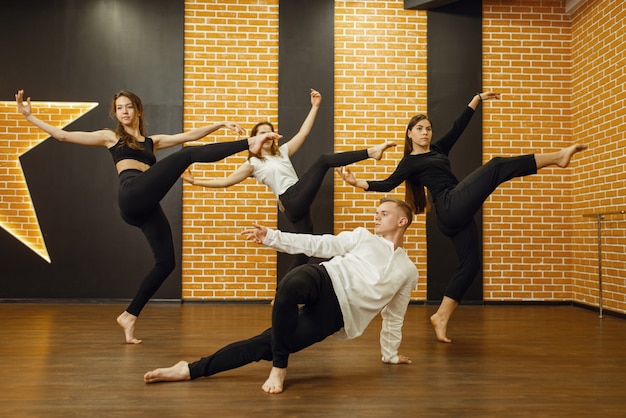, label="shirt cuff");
[263,228,276,246]
[382,354,399,364]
